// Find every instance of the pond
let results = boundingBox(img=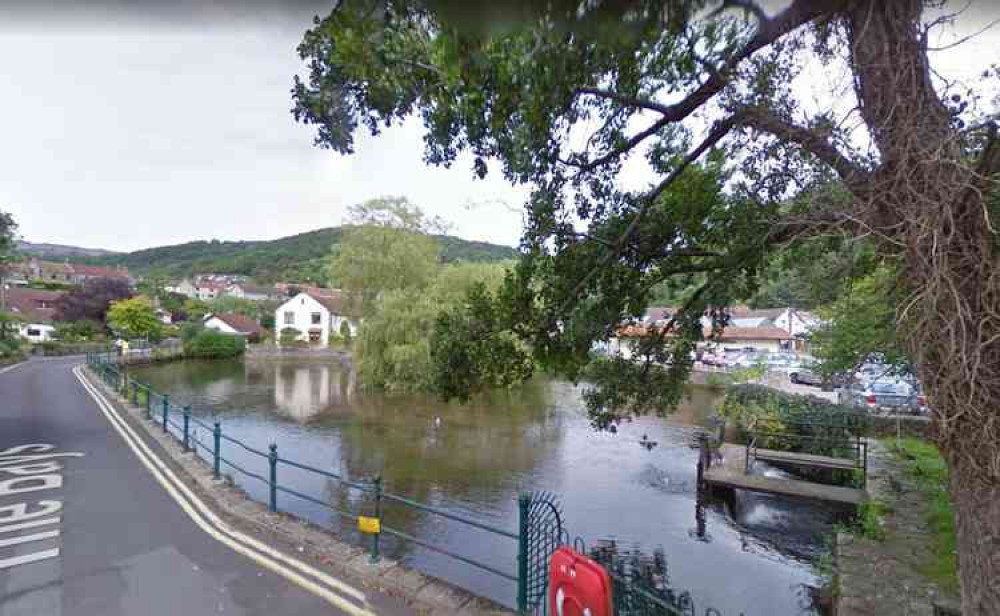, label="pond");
[132,358,839,615]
